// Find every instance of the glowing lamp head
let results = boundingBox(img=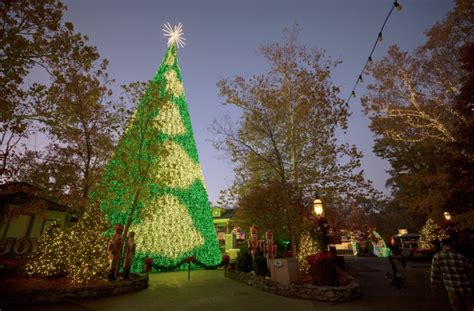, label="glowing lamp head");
[444,211,451,221]
[313,198,324,216]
